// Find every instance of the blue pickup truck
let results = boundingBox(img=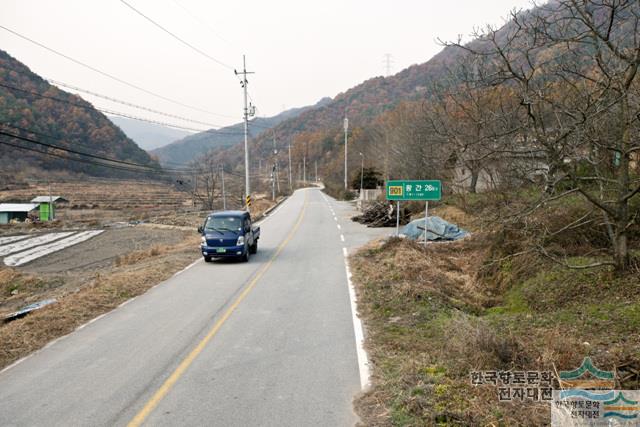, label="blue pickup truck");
[198,210,260,262]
